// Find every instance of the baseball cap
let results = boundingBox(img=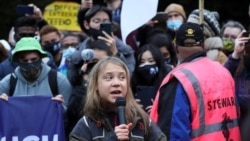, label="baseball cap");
[12,37,47,62]
[176,22,204,47]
